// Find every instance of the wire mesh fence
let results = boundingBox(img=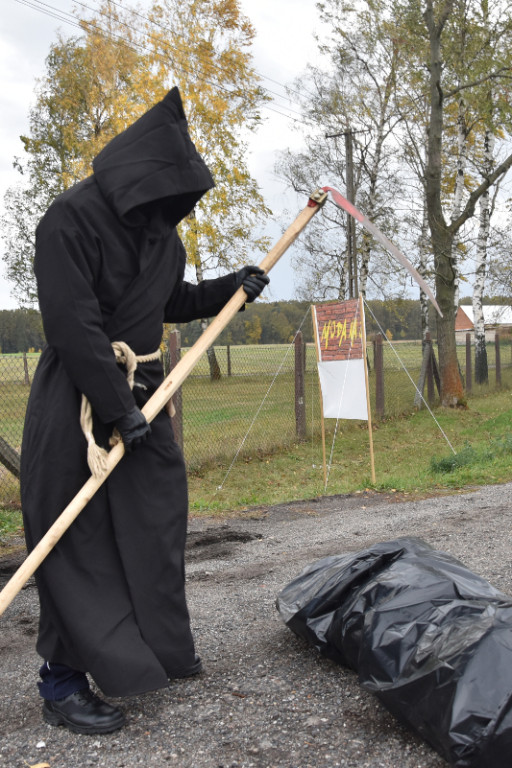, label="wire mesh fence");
[1,336,511,507]
[171,343,303,471]
[376,337,512,418]
[0,353,38,506]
